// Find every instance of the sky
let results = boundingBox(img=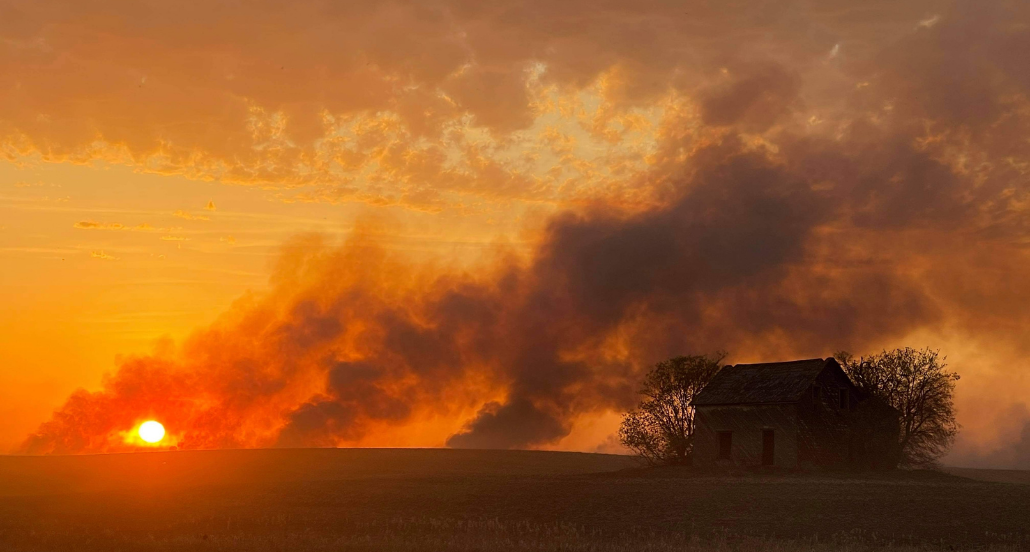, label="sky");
[2,0,1029,467]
